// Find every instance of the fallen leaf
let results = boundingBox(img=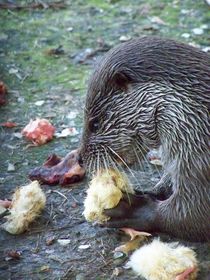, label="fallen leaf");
[0,81,7,105]
[0,122,17,128]
[6,250,21,260]
[55,127,79,138]
[45,45,65,56]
